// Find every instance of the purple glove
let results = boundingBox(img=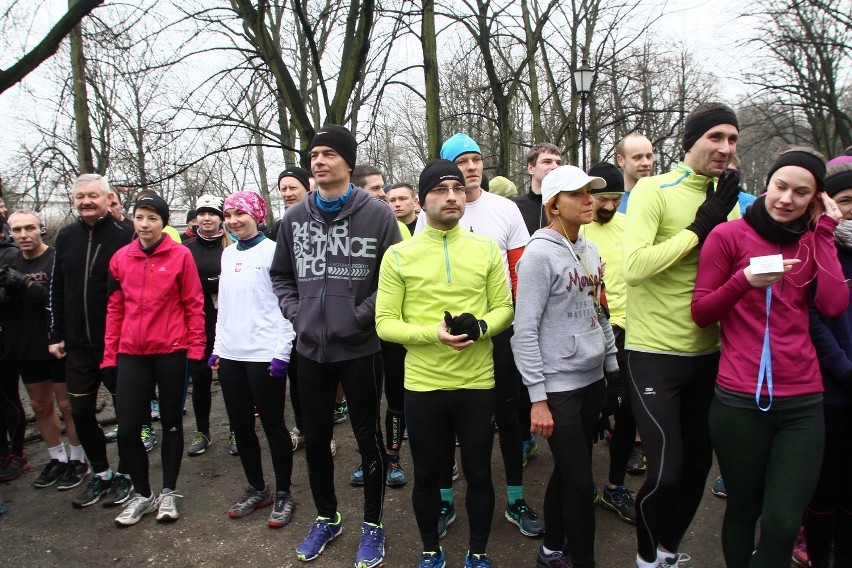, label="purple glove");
[269,358,288,379]
[207,354,220,368]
